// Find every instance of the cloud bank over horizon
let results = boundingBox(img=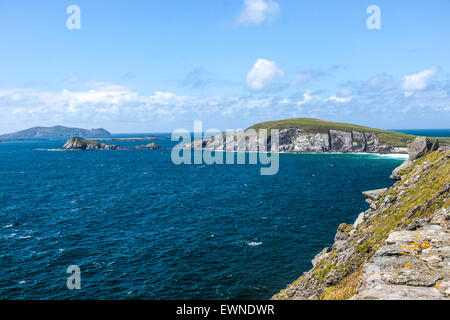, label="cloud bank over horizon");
[0,66,449,134]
